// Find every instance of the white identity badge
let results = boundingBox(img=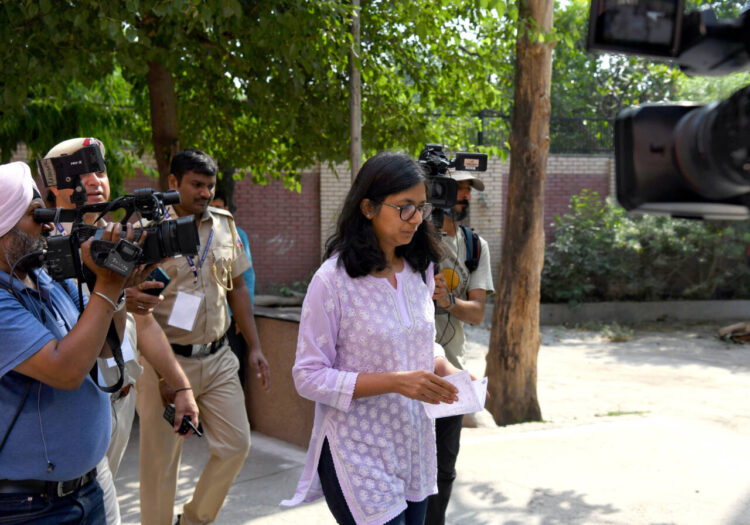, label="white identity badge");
[167,291,204,331]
